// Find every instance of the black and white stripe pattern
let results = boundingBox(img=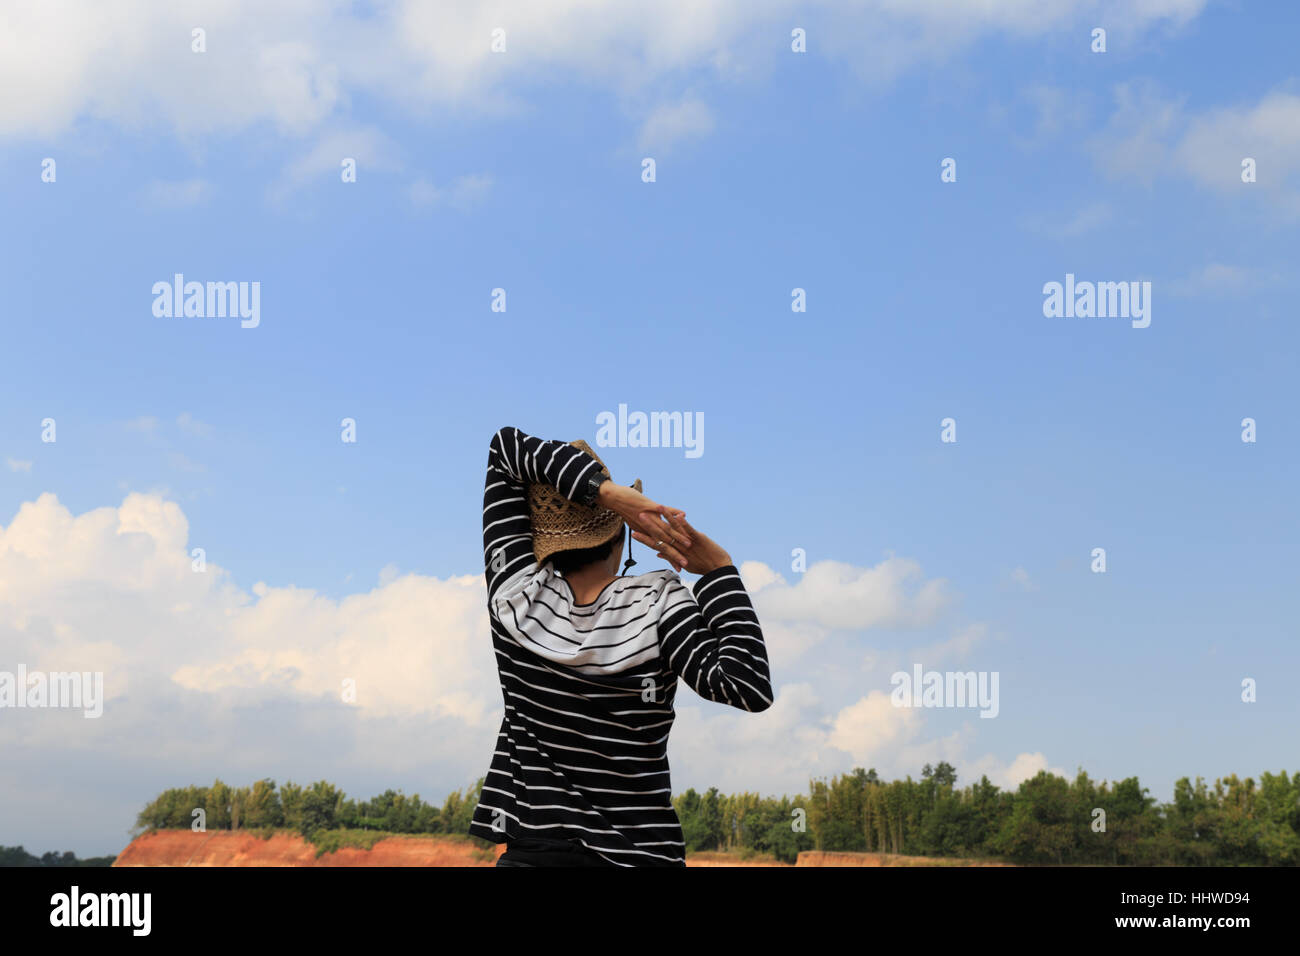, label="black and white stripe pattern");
[469,427,772,866]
